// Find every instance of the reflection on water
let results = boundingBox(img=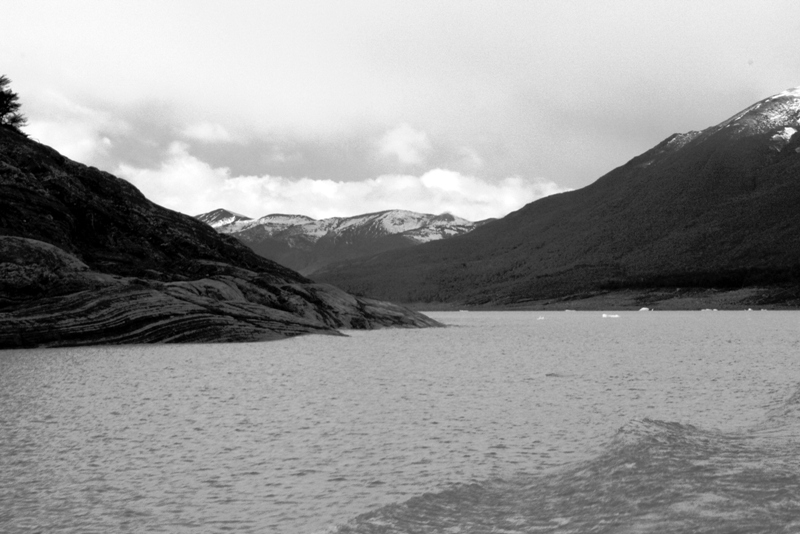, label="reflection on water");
[1,311,799,533]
